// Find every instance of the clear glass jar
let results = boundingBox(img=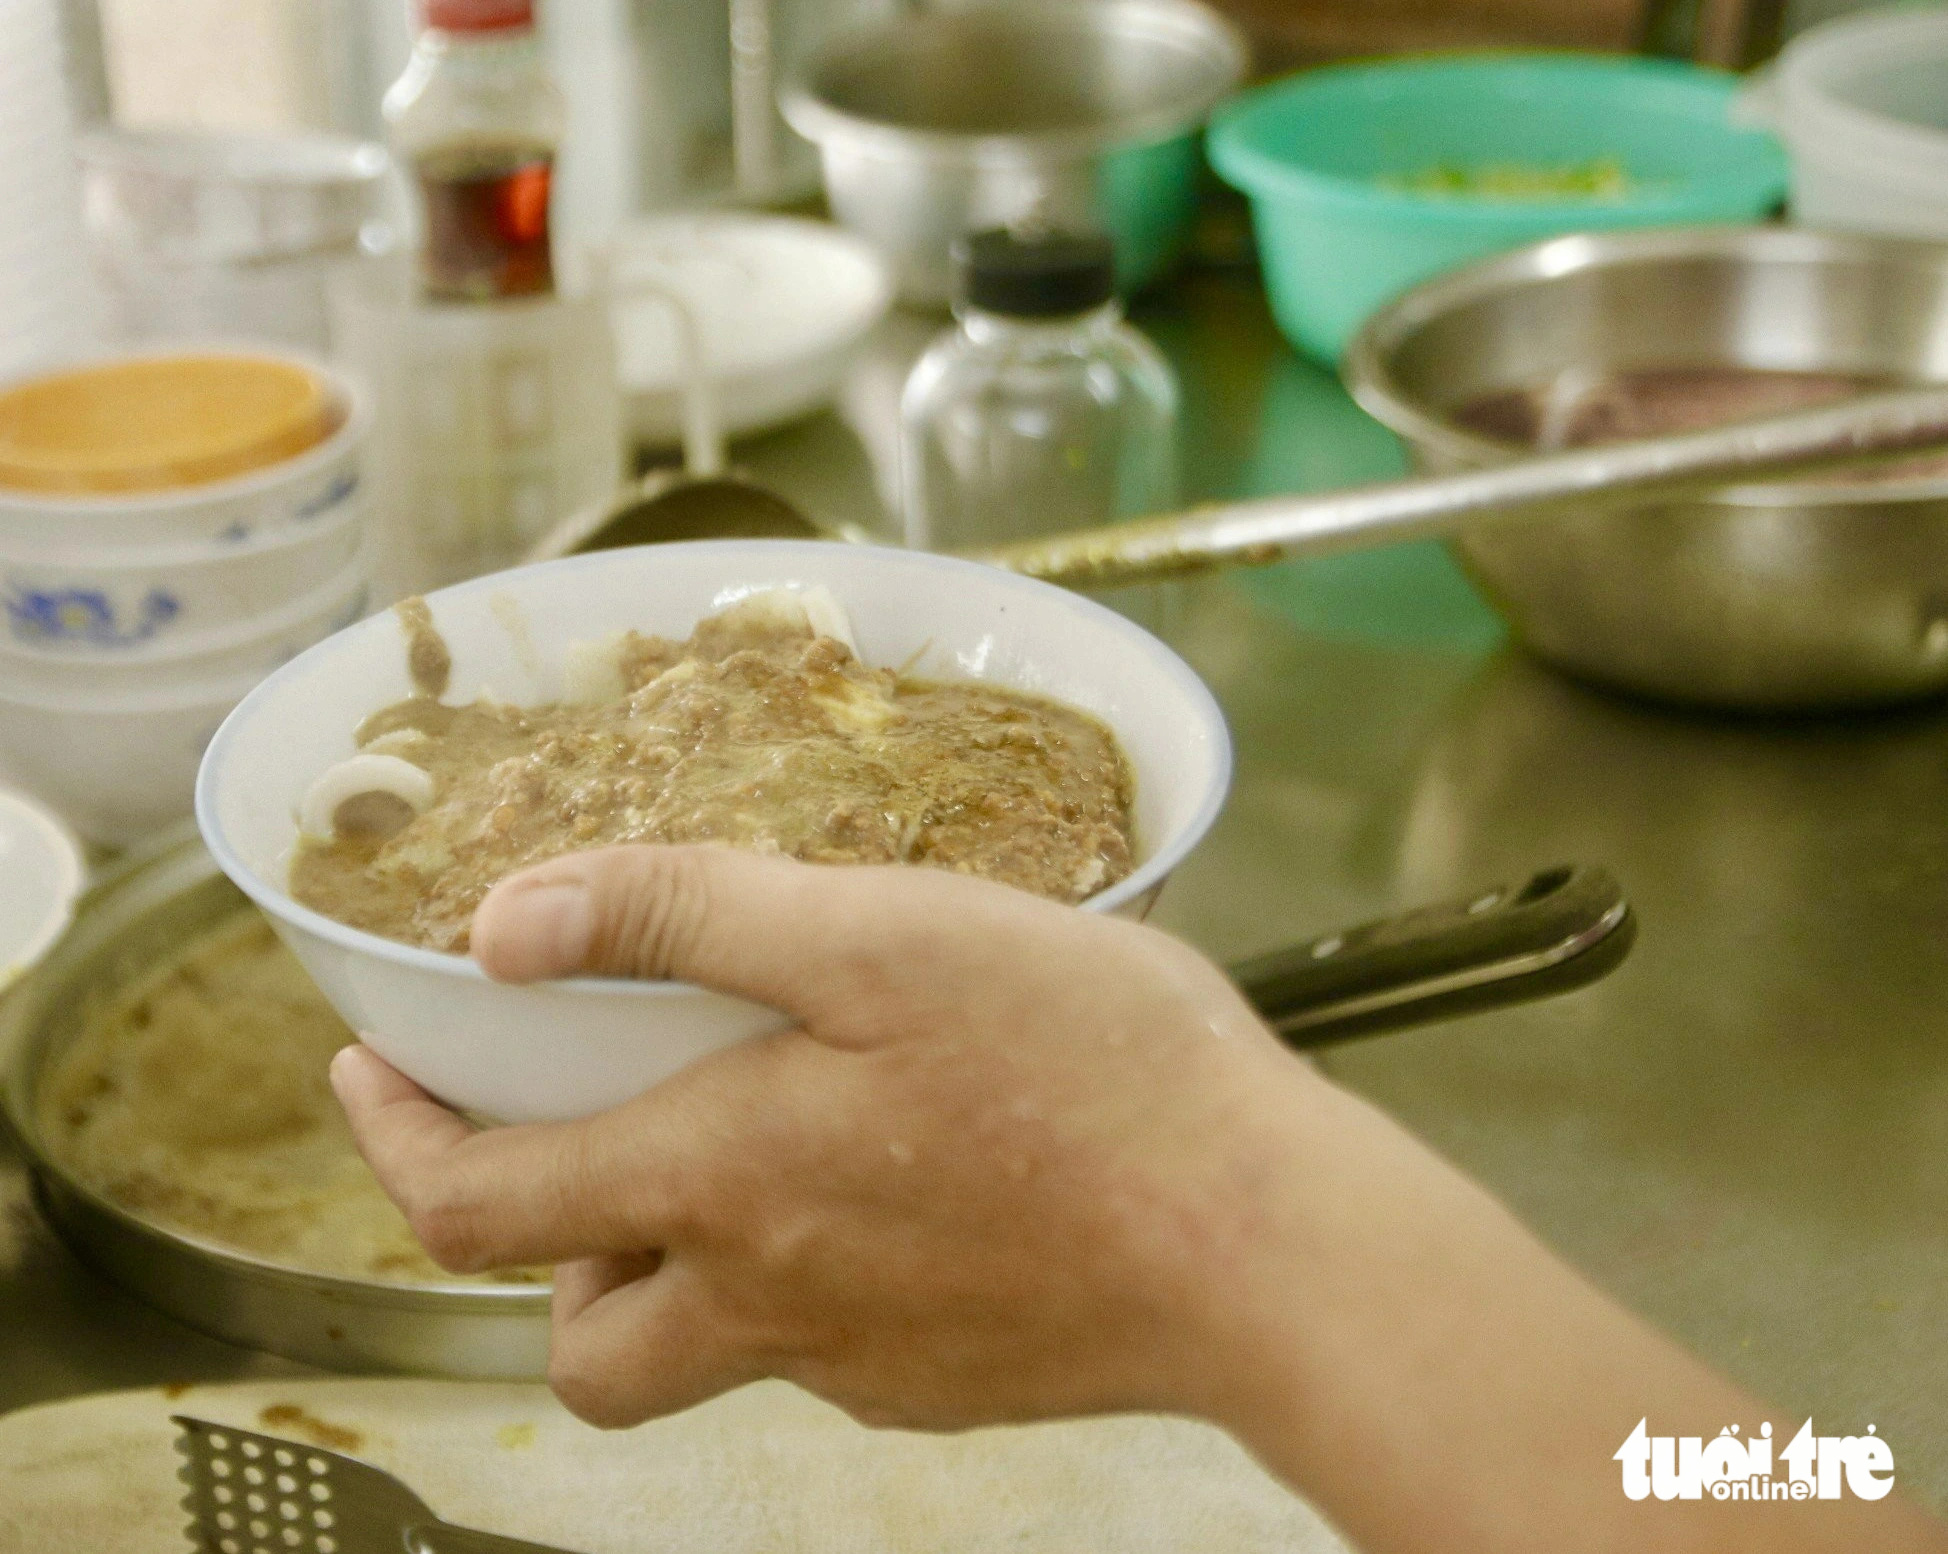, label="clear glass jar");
[898,232,1180,633]
[383,2,565,302]
[901,301,1180,550]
